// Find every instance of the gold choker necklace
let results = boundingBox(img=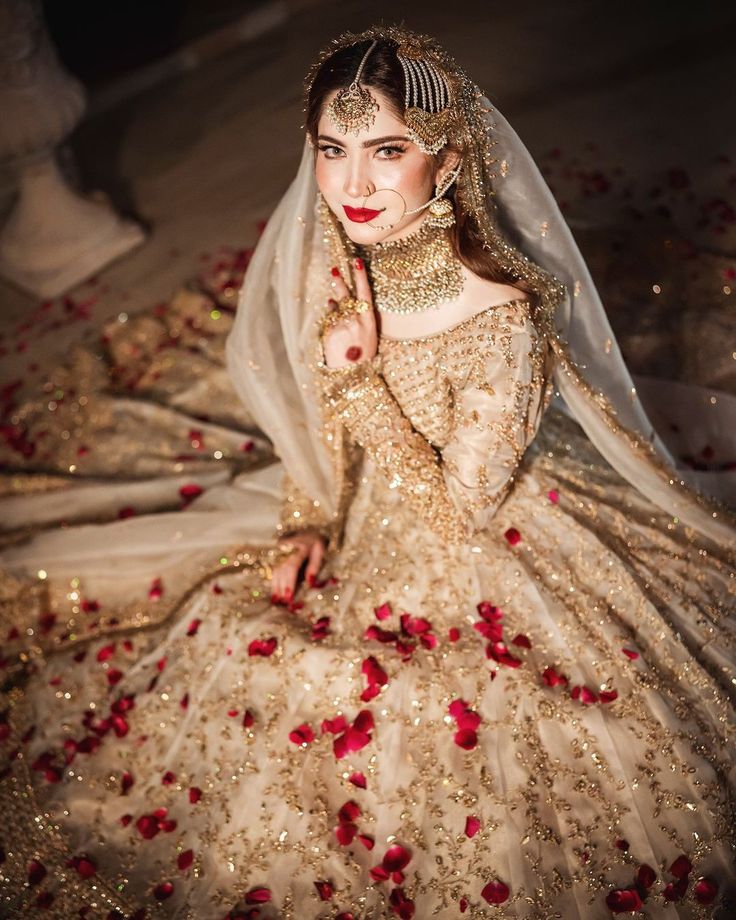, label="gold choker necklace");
[360,221,464,315]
